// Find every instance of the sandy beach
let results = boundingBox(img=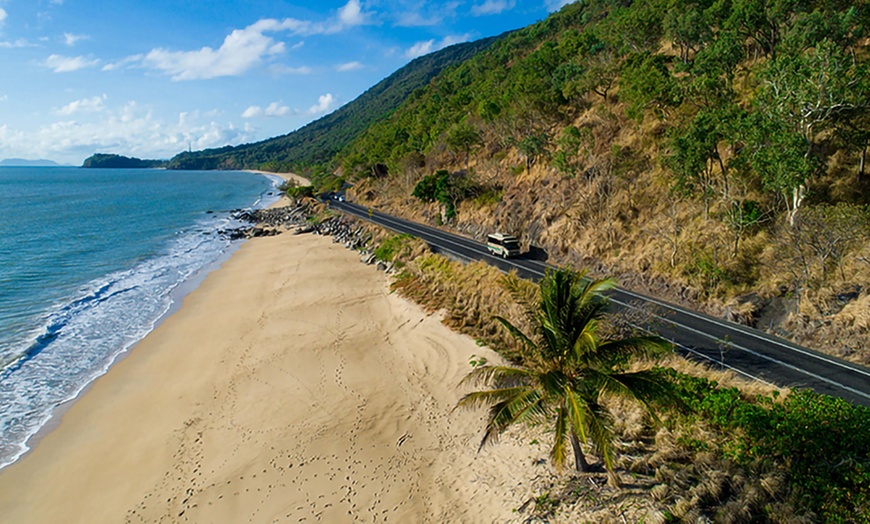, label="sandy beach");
[0,230,541,522]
